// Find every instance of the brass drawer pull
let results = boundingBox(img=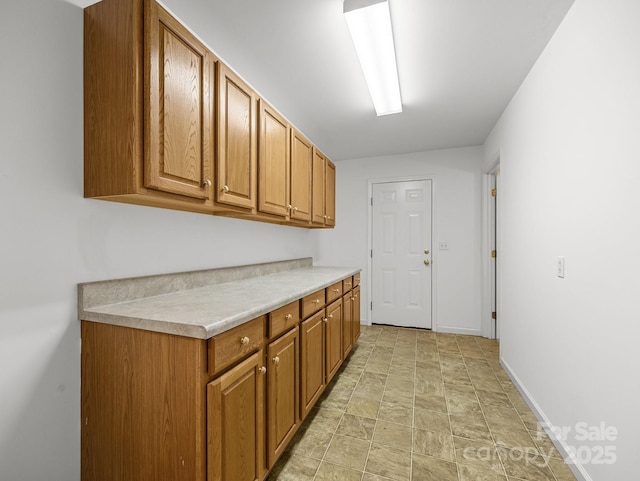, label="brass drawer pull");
[331,288,340,293]
[240,336,250,345]
[312,299,320,304]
